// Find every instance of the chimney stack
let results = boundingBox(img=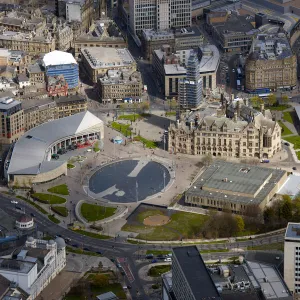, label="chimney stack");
[234,111,238,122]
